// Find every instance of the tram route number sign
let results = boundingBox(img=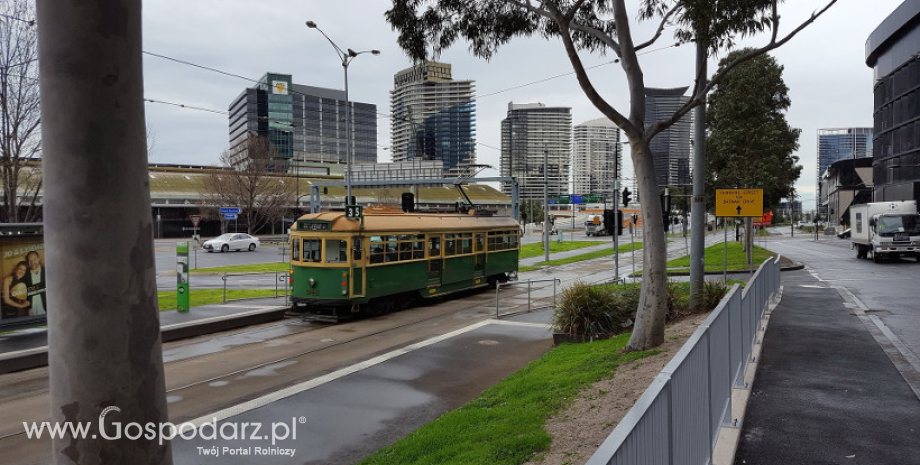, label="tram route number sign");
[715,189,763,217]
[345,205,363,220]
